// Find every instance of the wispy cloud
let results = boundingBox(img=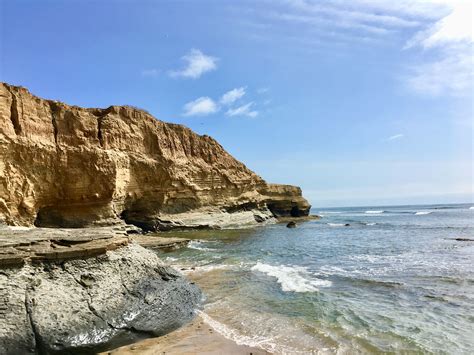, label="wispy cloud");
[141,68,160,77]
[403,1,473,96]
[406,48,472,96]
[226,102,259,118]
[387,134,404,141]
[170,49,218,79]
[220,87,246,105]
[257,87,269,94]
[183,97,219,116]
